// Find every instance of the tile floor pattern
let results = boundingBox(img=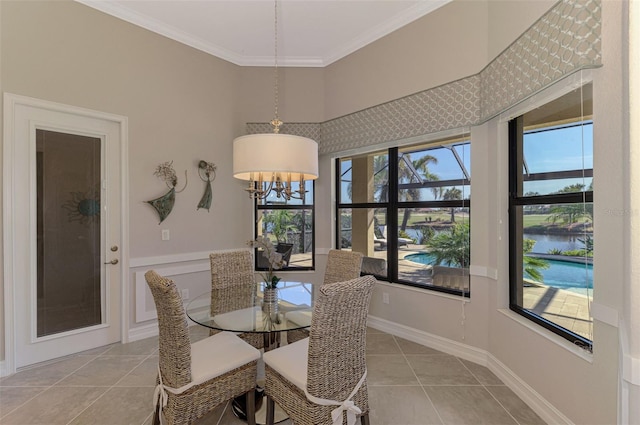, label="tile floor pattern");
[0,326,546,425]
